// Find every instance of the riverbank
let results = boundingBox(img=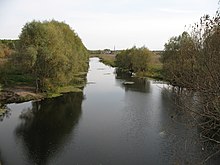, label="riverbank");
[90,54,116,67]
[90,54,163,80]
[0,84,84,105]
[0,70,87,106]
[0,86,44,104]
